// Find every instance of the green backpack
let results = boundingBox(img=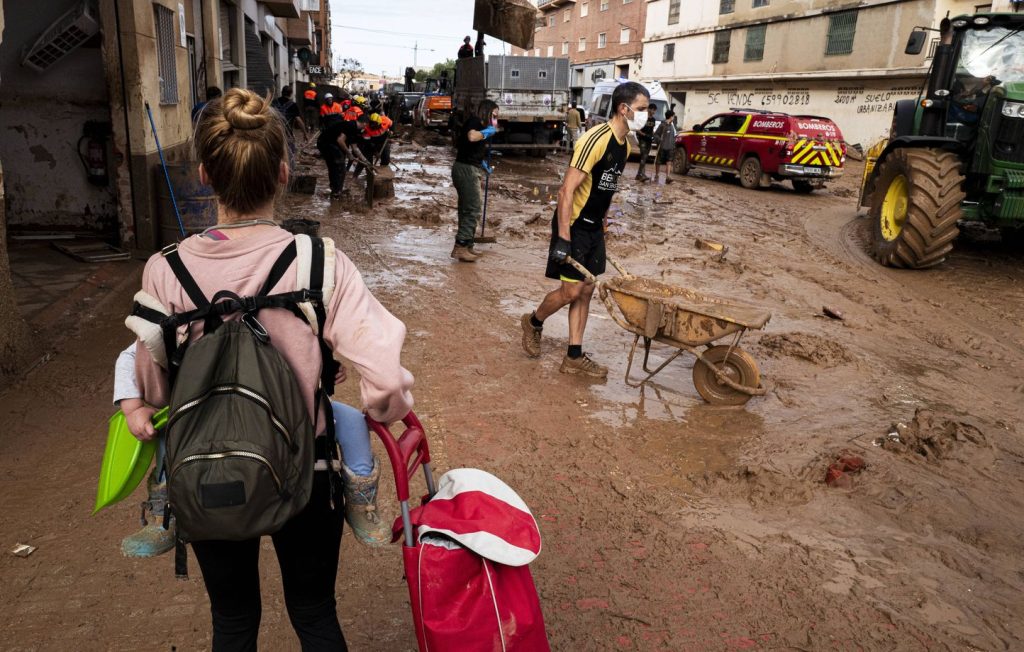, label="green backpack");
[129,234,337,553]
